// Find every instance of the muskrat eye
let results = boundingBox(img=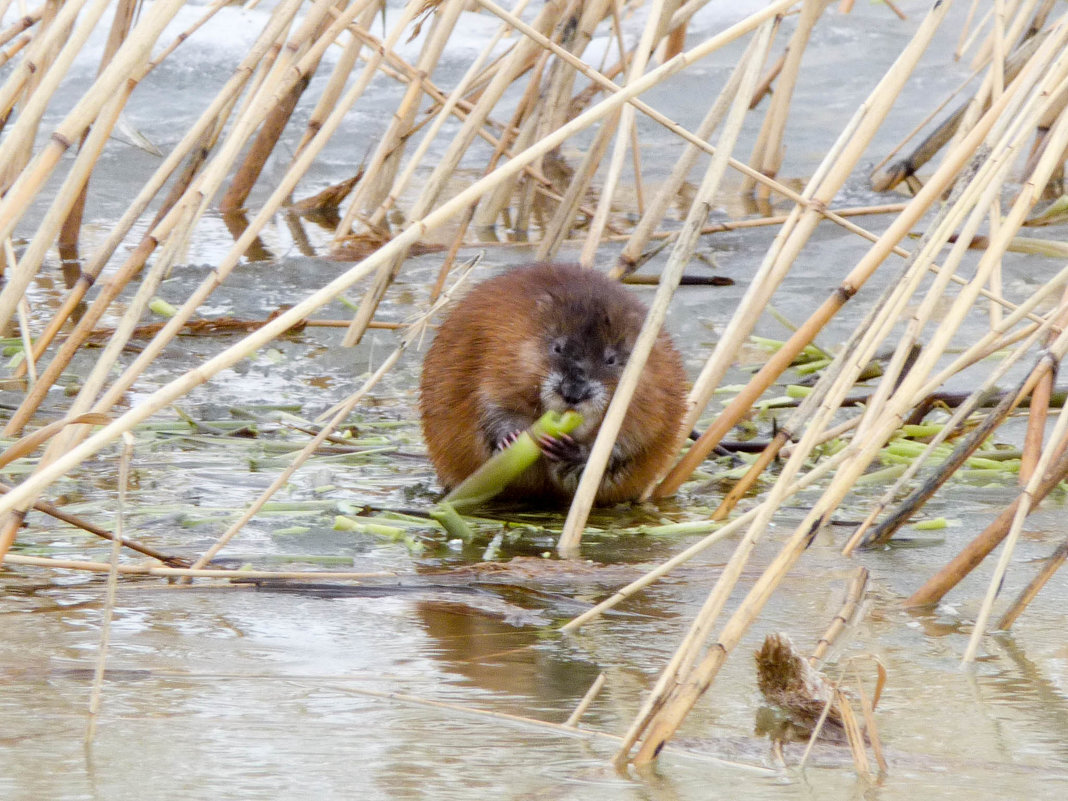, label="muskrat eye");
[551,338,566,356]
[604,352,617,366]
